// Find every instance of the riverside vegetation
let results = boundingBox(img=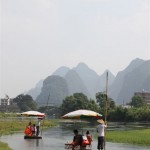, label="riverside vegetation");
[106,129,150,146]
